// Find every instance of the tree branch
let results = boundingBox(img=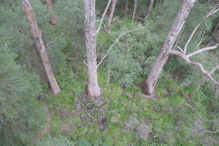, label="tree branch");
[97,27,145,68]
[169,50,219,86]
[196,30,205,48]
[183,6,219,54]
[186,43,219,58]
[210,64,219,74]
[96,0,112,37]
[83,59,88,67]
